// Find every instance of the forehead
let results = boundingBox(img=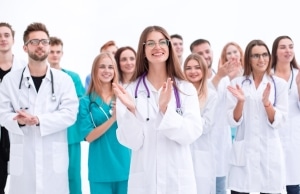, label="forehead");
[192,42,211,53]
[98,56,113,65]
[0,26,12,34]
[28,31,48,40]
[251,45,268,53]
[278,38,293,46]
[50,44,63,50]
[186,59,199,66]
[226,45,238,52]
[171,37,182,43]
[120,49,135,57]
[104,45,117,53]
[146,31,165,41]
